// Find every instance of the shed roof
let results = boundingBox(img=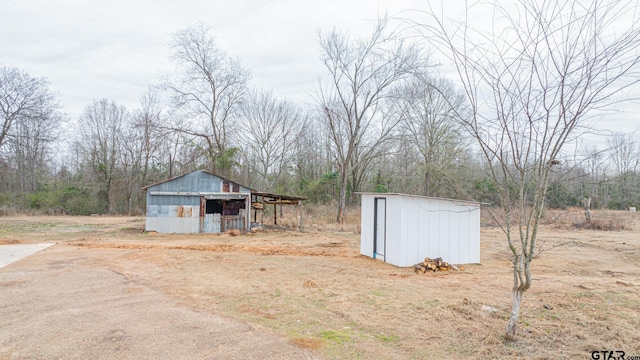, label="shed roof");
[142,170,251,191]
[252,191,306,203]
[356,192,480,206]
[142,170,306,202]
